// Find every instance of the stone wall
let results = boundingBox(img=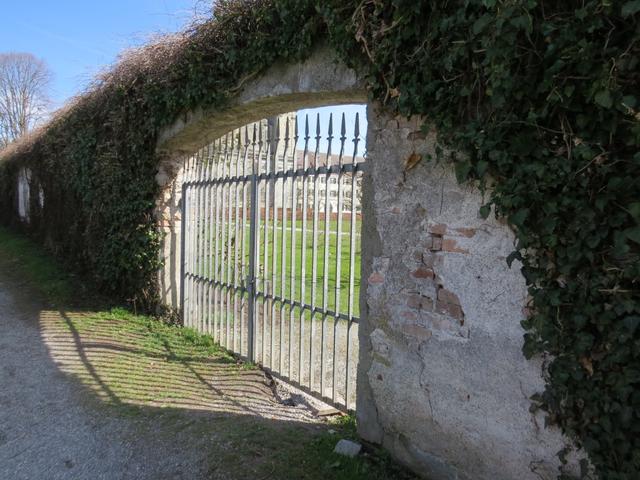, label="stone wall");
[156,47,579,480]
[356,106,577,480]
